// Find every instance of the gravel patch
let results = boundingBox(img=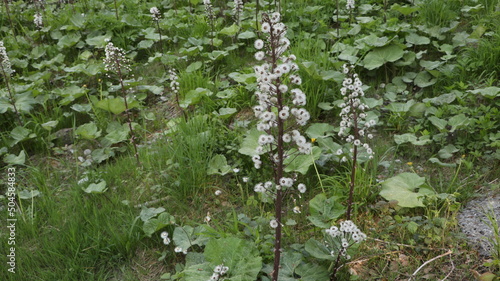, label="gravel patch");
[457,191,500,257]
